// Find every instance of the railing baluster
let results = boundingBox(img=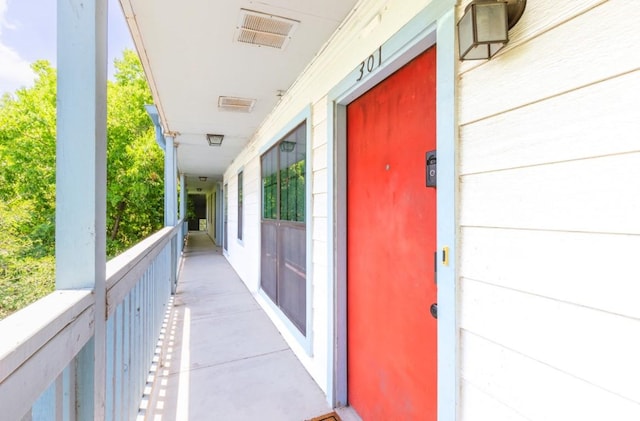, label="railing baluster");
[123,295,131,418]
[1,223,183,419]
[62,363,75,421]
[132,282,141,420]
[105,315,114,421]
[32,378,55,420]
[114,302,124,418]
